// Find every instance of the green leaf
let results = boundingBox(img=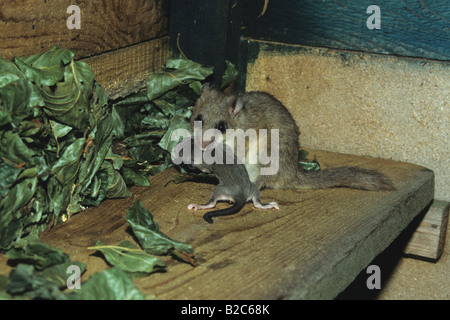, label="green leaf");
[7,260,85,300]
[13,46,96,129]
[0,131,37,167]
[126,200,193,256]
[146,58,213,101]
[0,162,22,197]
[40,62,93,129]
[221,60,238,89]
[128,142,164,164]
[141,108,170,129]
[76,267,147,300]
[0,79,44,127]
[89,241,165,276]
[0,57,26,87]
[6,235,69,270]
[0,177,37,228]
[103,162,132,199]
[49,120,72,140]
[39,260,86,289]
[110,105,125,140]
[121,167,150,187]
[298,150,321,171]
[14,46,74,86]
[8,263,60,299]
[157,113,192,155]
[52,138,85,184]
